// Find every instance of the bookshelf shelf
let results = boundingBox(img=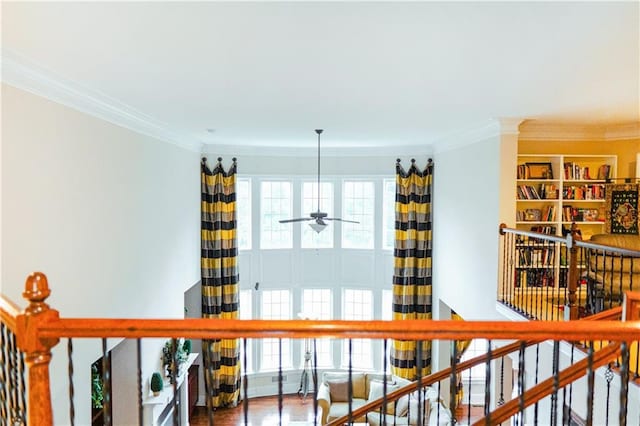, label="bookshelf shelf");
[514,153,617,288]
